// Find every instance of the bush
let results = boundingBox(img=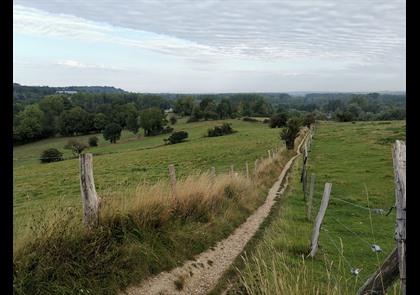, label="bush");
[64,140,88,156]
[280,117,302,150]
[165,131,188,144]
[88,136,99,147]
[40,148,63,163]
[242,117,259,122]
[207,123,236,137]
[269,113,288,128]
[262,118,270,124]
